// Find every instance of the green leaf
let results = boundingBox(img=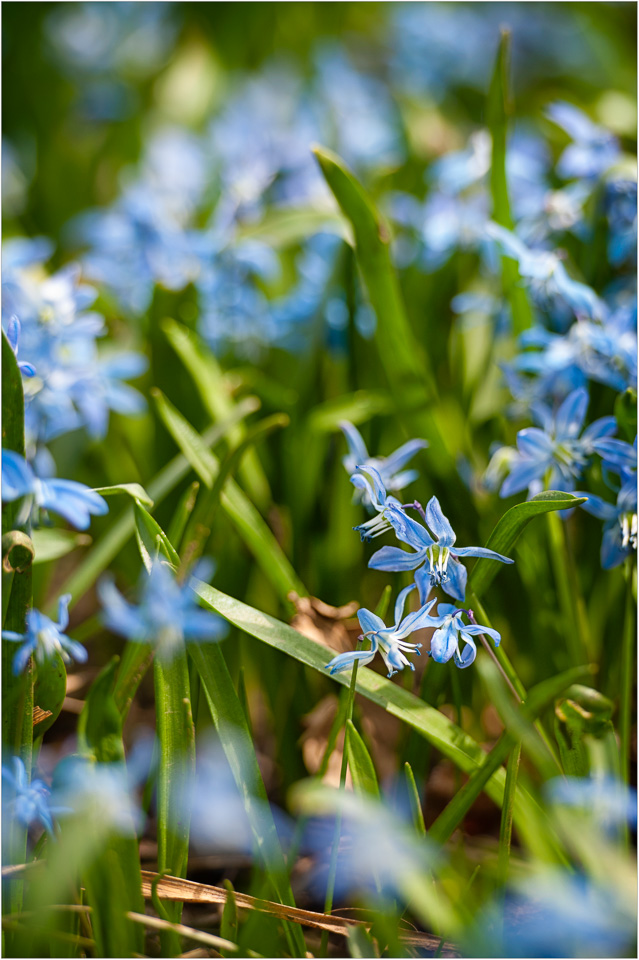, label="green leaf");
[113,641,154,720]
[487,28,534,334]
[77,656,124,763]
[161,318,270,510]
[188,642,307,957]
[308,391,394,433]
[469,491,588,597]
[312,146,435,410]
[428,661,593,848]
[220,880,239,958]
[345,720,379,798]
[93,483,154,507]
[404,761,426,837]
[167,481,200,551]
[235,205,348,248]
[614,388,637,442]
[154,391,305,607]
[33,652,67,737]
[154,651,195,931]
[133,500,180,573]
[31,529,91,565]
